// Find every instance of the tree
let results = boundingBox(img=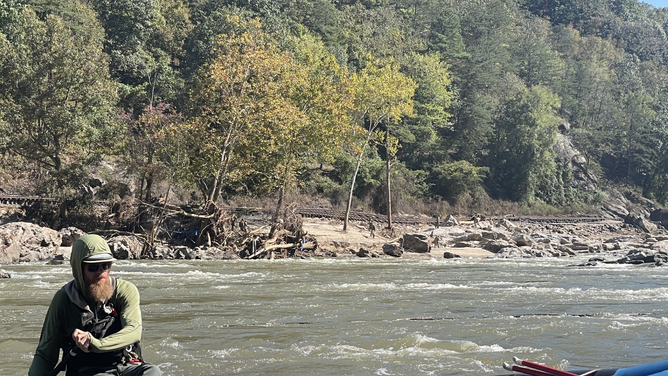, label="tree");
[634,60,668,202]
[0,3,118,190]
[282,0,344,45]
[524,0,583,27]
[0,0,22,34]
[188,17,284,207]
[449,0,519,164]
[122,103,185,202]
[339,3,410,69]
[93,0,192,112]
[426,7,468,82]
[399,52,453,172]
[515,16,565,88]
[552,27,622,169]
[487,85,561,203]
[243,31,355,235]
[188,17,354,227]
[181,3,251,81]
[344,56,415,230]
[625,91,655,179]
[431,160,488,203]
